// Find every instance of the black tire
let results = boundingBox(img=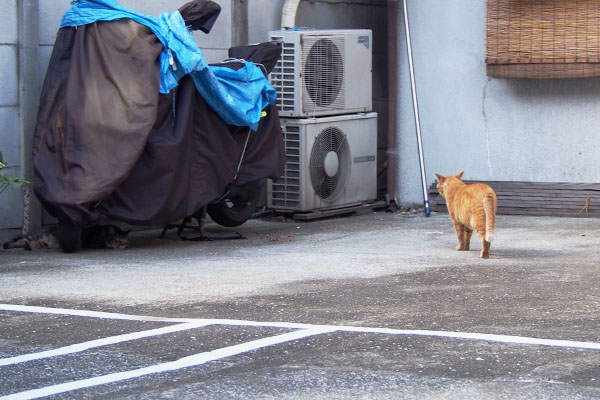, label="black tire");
[58,223,82,253]
[207,179,265,227]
